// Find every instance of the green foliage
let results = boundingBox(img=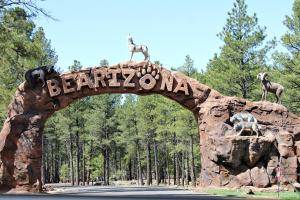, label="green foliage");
[136,95,158,138]
[69,60,82,71]
[115,94,139,156]
[153,60,163,66]
[204,0,275,100]
[84,94,121,147]
[90,154,104,180]
[274,0,300,114]
[59,164,69,183]
[45,112,70,140]
[177,55,196,77]
[204,188,300,200]
[100,59,109,67]
[0,7,57,124]
[115,169,125,180]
